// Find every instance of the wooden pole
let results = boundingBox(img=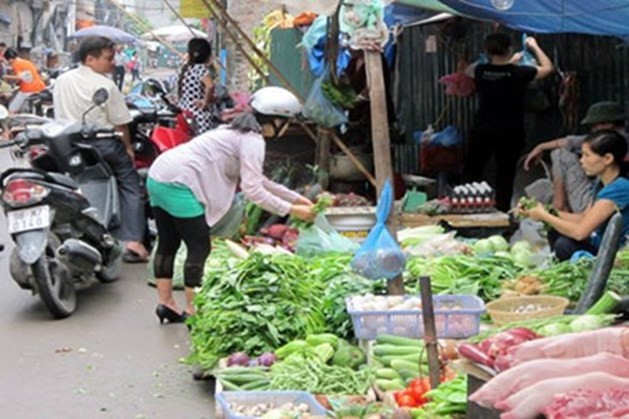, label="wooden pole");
[199,0,377,187]
[365,50,404,294]
[317,128,331,189]
[420,276,442,390]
